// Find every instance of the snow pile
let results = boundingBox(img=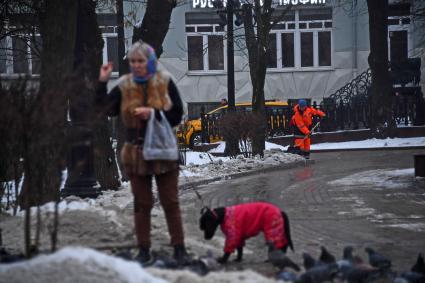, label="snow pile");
[0,246,281,283]
[381,223,425,232]
[311,137,425,150]
[209,141,288,153]
[148,268,279,283]
[183,151,229,166]
[328,168,415,190]
[182,149,304,181]
[0,247,167,283]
